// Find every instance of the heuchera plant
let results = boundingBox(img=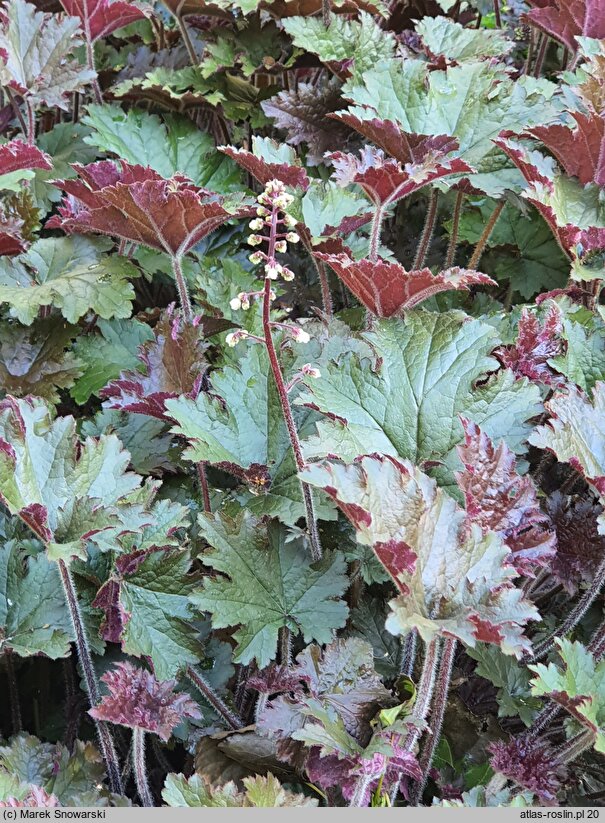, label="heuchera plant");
[0,0,604,809]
